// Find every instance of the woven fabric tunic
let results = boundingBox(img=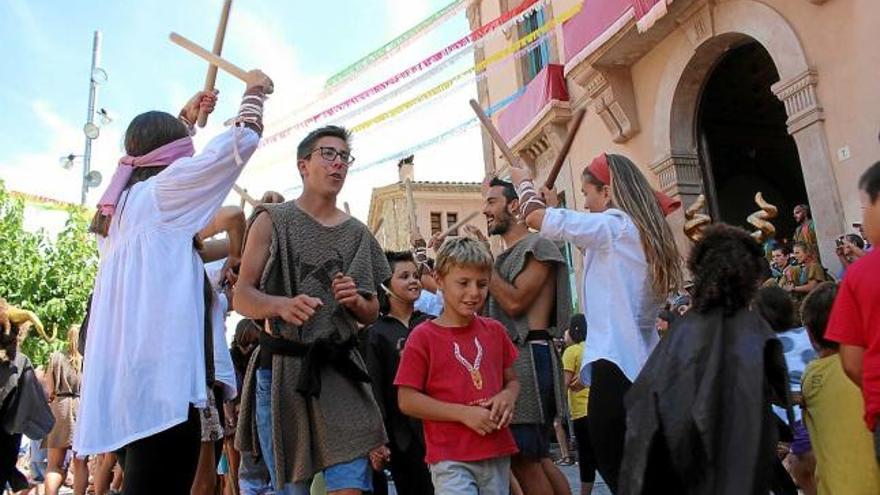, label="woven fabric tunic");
[236,201,390,484]
[488,233,571,425]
